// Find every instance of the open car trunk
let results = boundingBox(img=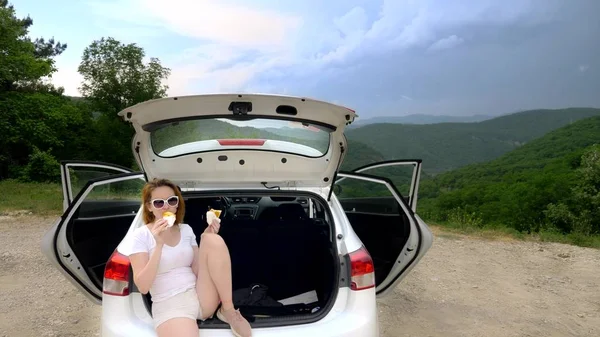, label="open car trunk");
[49,157,429,310]
[136,191,340,327]
[63,187,413,311]
[55,180,419,325]
[59,188,340,326]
